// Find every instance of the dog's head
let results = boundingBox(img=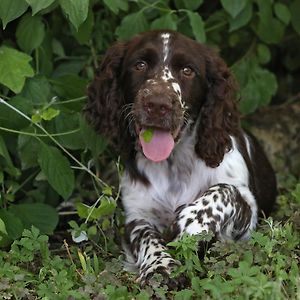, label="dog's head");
[85,30,239,168]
